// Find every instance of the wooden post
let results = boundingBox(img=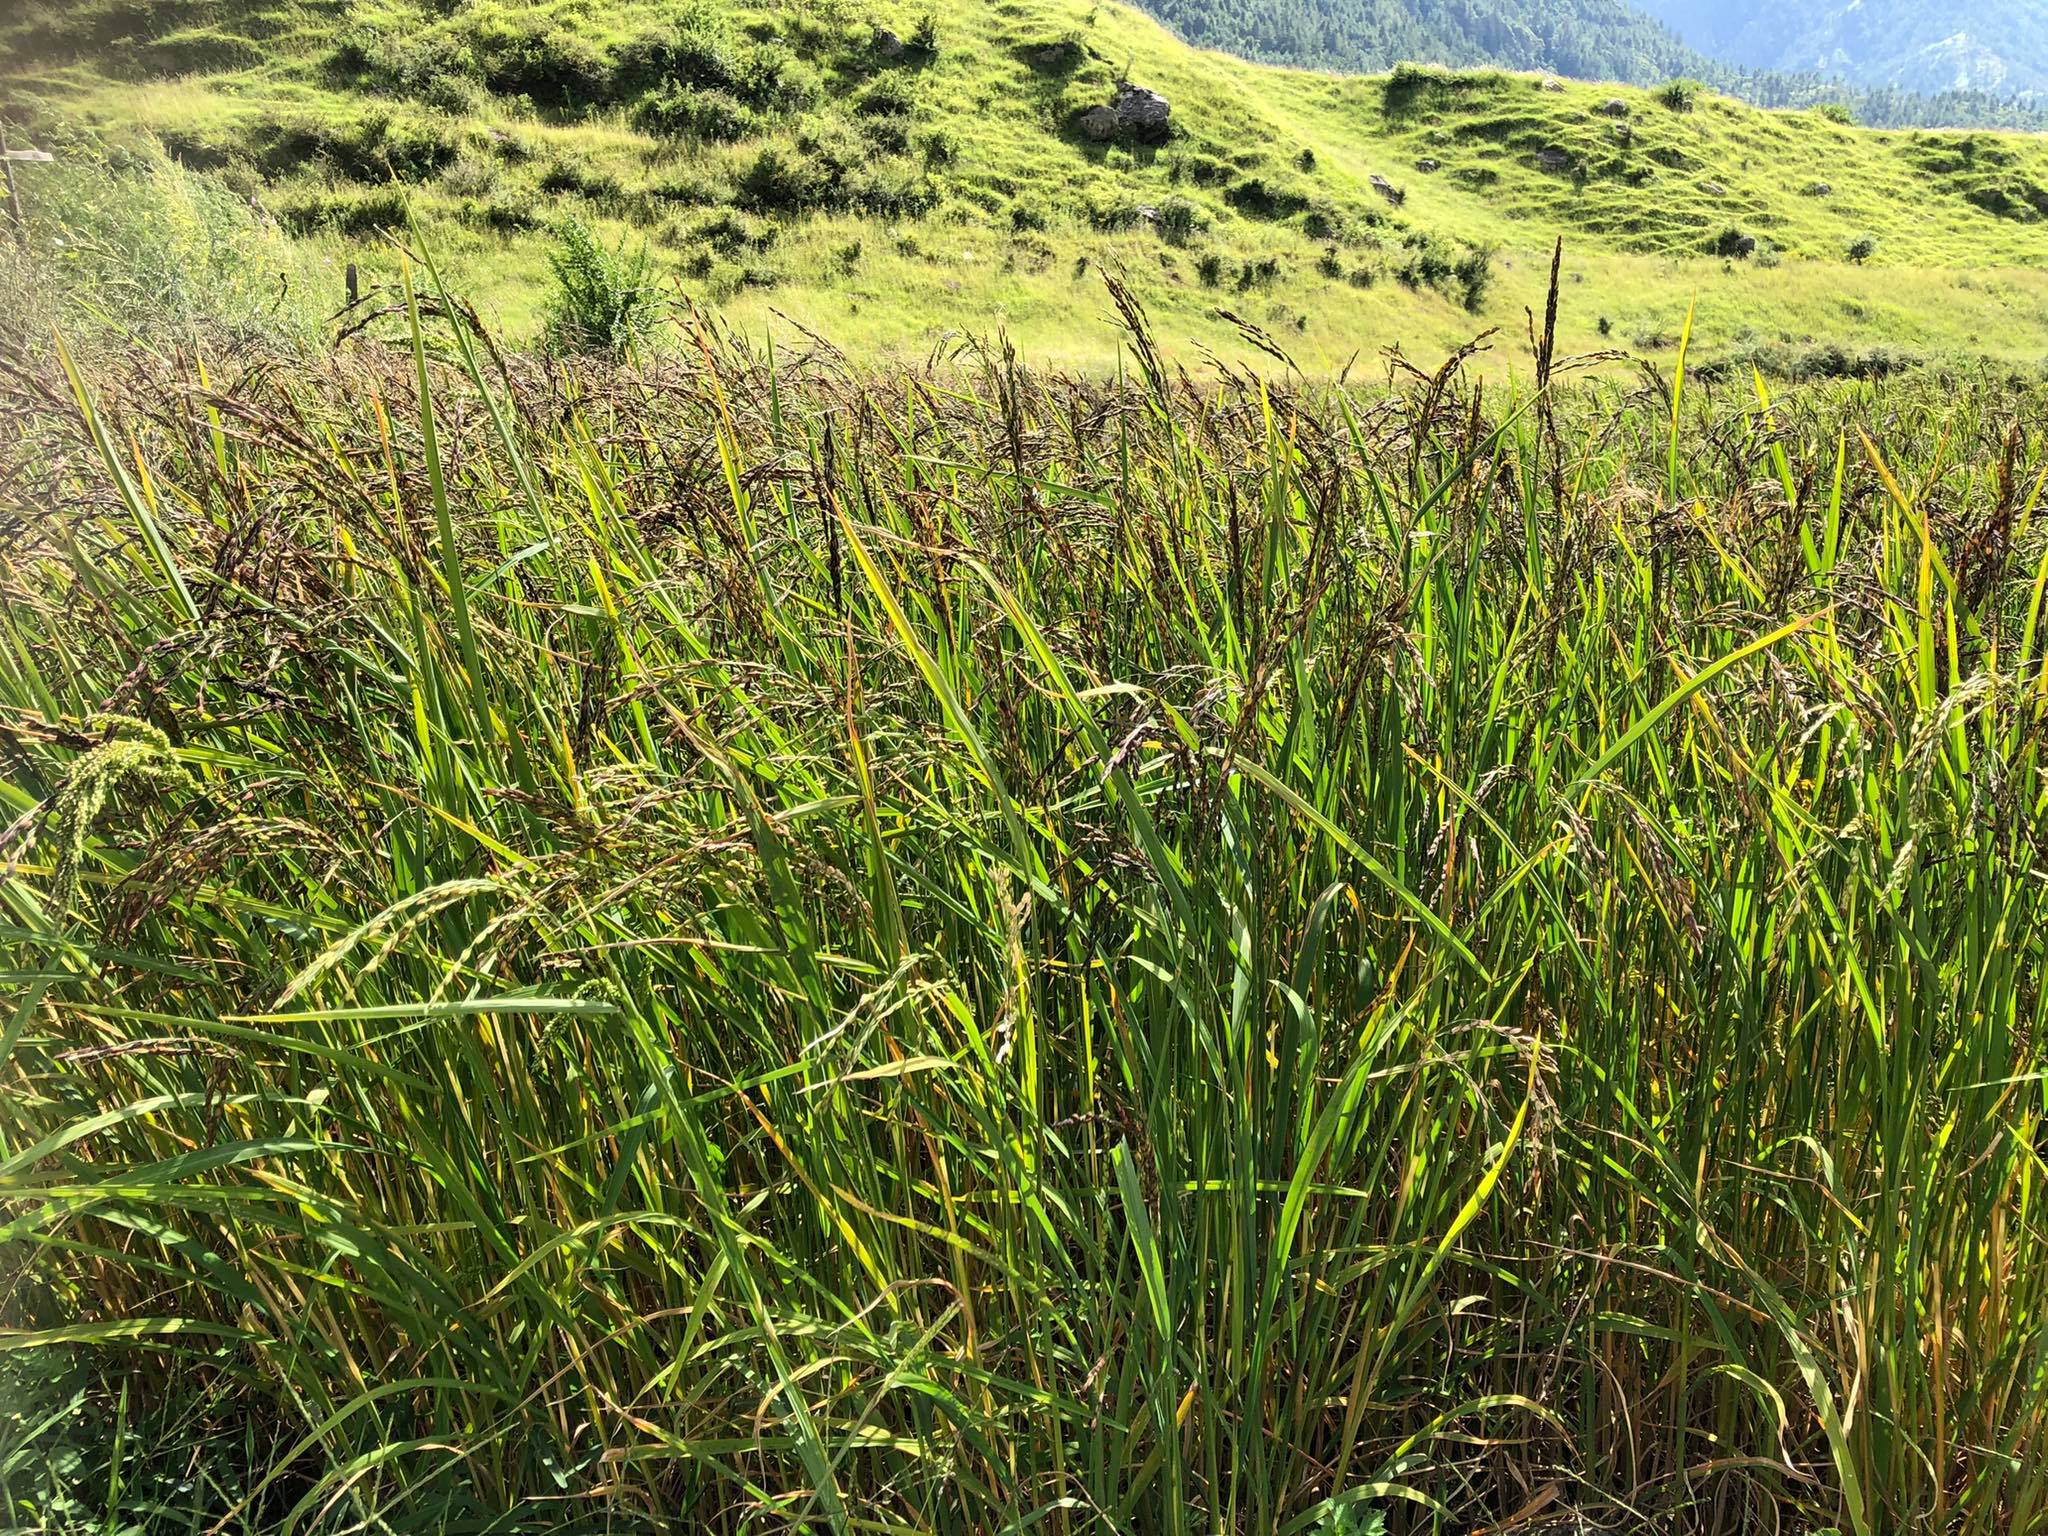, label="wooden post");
[0,138,54,252]
[345,262,360,308]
